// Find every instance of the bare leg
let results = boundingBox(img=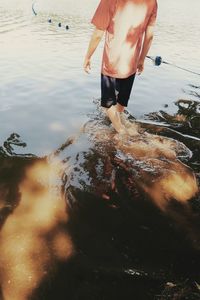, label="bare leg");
[116,102,139,136]
[106,105,126,134]
[116,103,128,126]
[116,102,127,126]
[116,103,125,113]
